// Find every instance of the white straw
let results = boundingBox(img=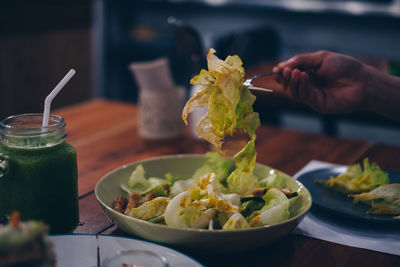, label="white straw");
[42,69,76,127]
